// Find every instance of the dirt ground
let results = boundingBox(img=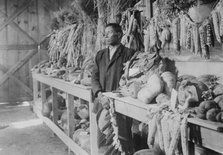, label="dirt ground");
[0,101,69,155]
